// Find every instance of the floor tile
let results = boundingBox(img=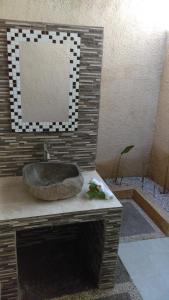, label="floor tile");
[119,237,169,300]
